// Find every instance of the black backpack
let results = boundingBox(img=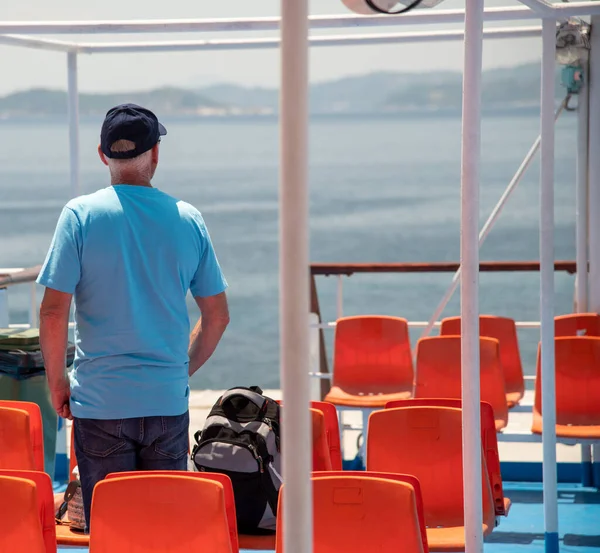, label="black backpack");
[191,386,282,534]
